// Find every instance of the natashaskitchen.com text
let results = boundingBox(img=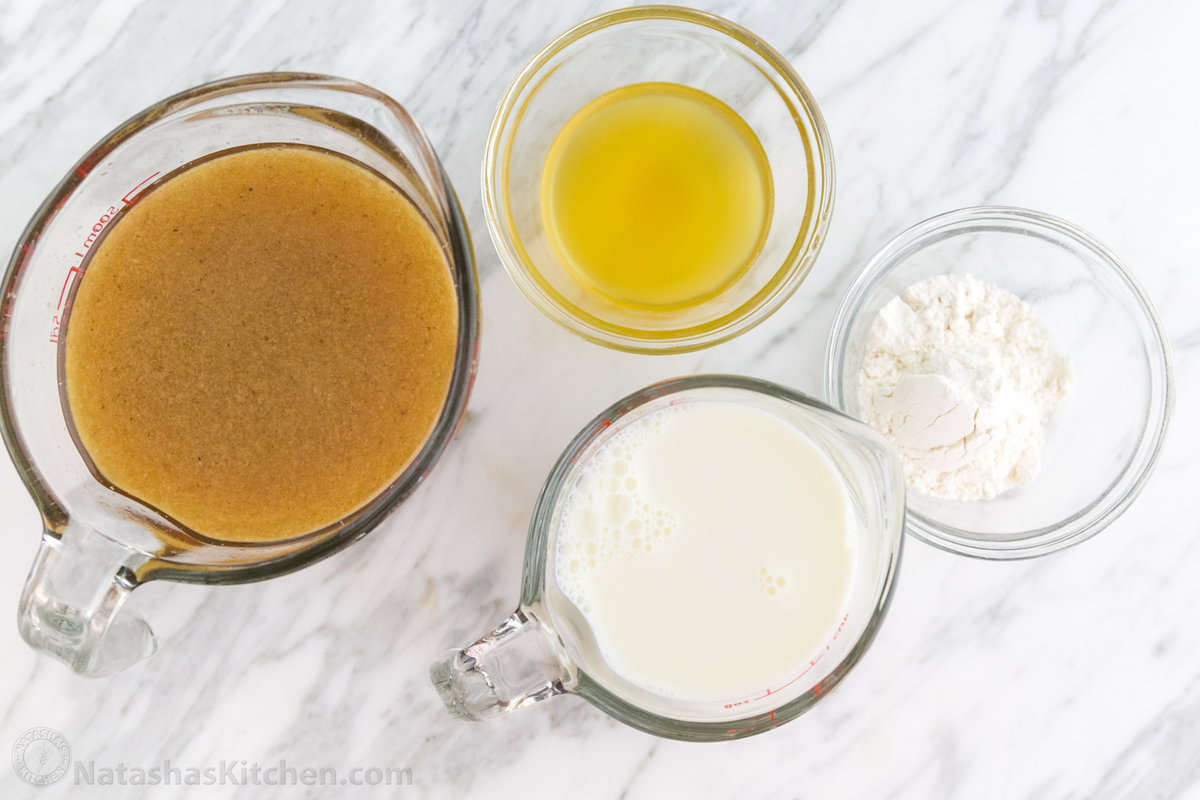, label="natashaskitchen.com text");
[72,759,413,787]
